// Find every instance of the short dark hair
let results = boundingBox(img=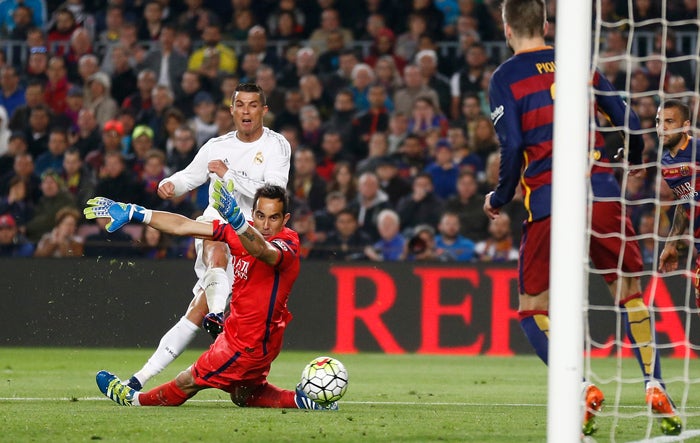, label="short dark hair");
[233,82,267,106]
[662,99,690,123]
[253,184,289,214]
[502,0,546,39]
